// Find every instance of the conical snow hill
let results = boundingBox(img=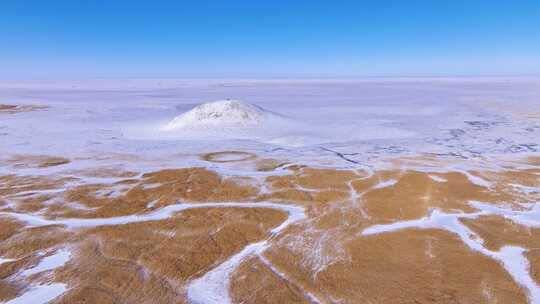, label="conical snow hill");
[163,100,280,131]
